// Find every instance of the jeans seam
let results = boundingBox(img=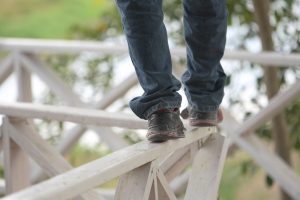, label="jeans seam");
[189,105,219,112]
[143,103,181,119]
